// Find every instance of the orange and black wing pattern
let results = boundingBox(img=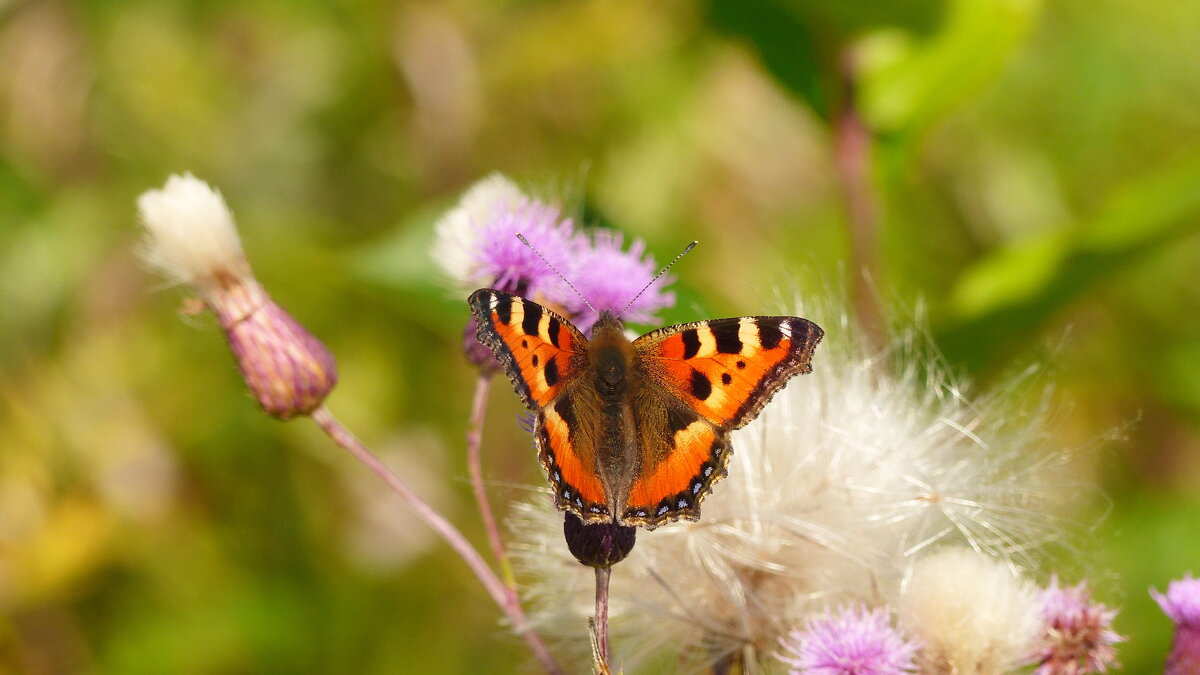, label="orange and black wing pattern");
[535,387,611,521]
[620,400,731,529]
[634,316,823,430]
[468,289,609,520]
[468,289,587,410]
[620,316,822,528]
